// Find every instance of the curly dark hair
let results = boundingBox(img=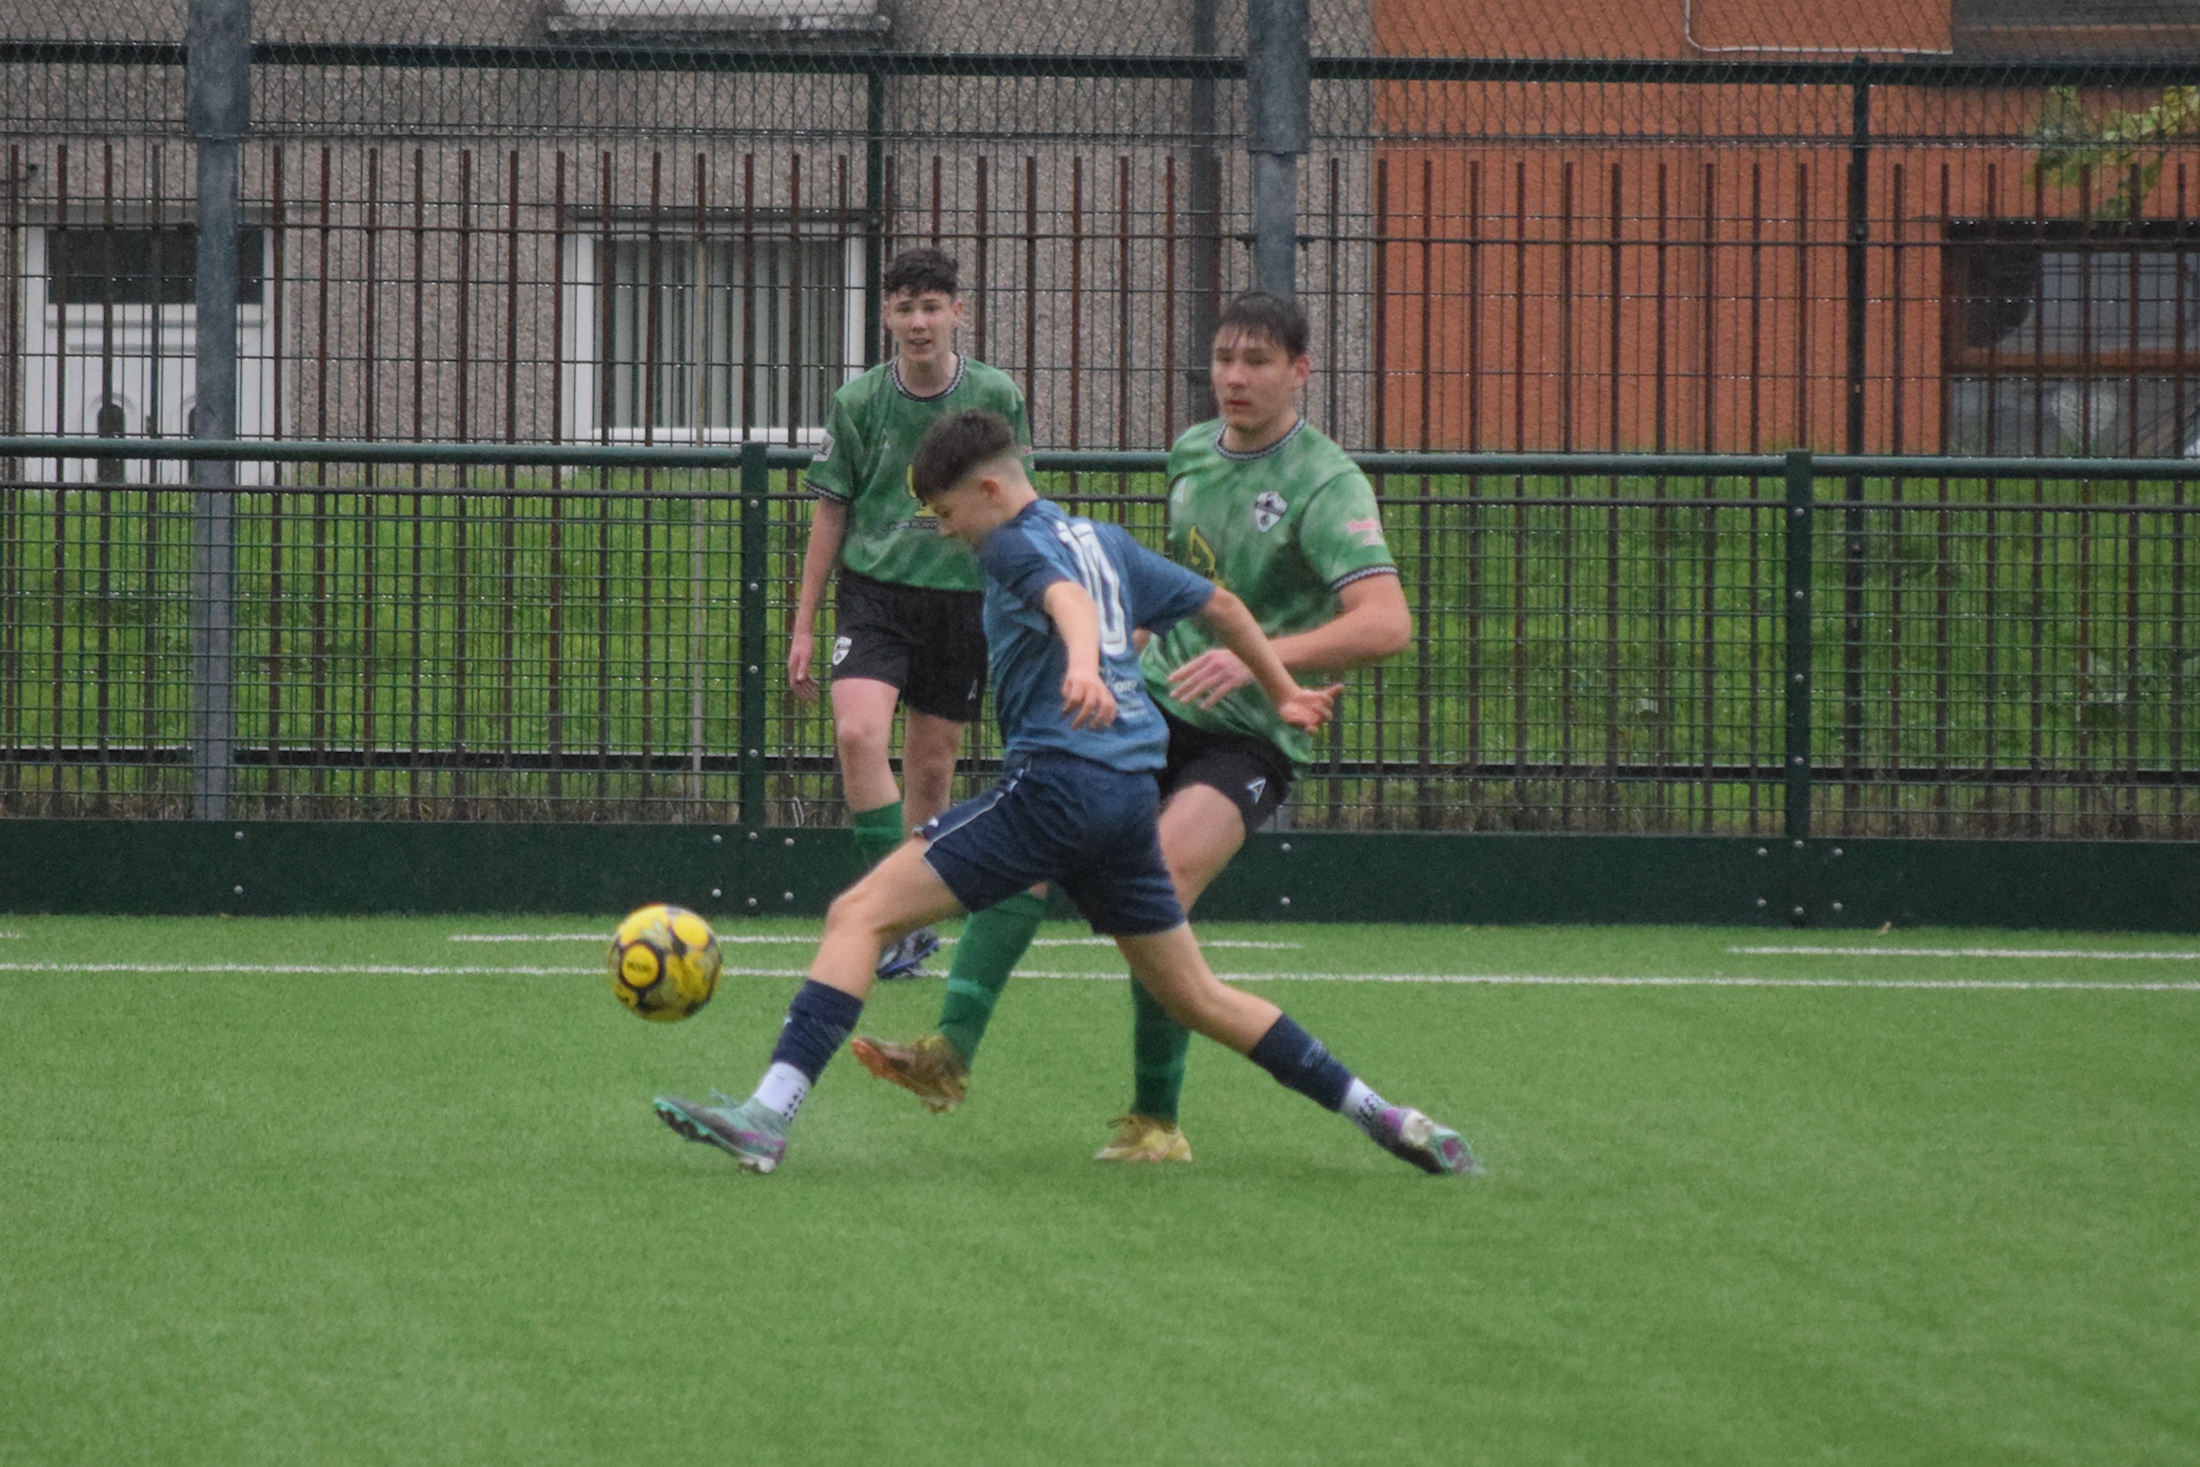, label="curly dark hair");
[881,247,960,300]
